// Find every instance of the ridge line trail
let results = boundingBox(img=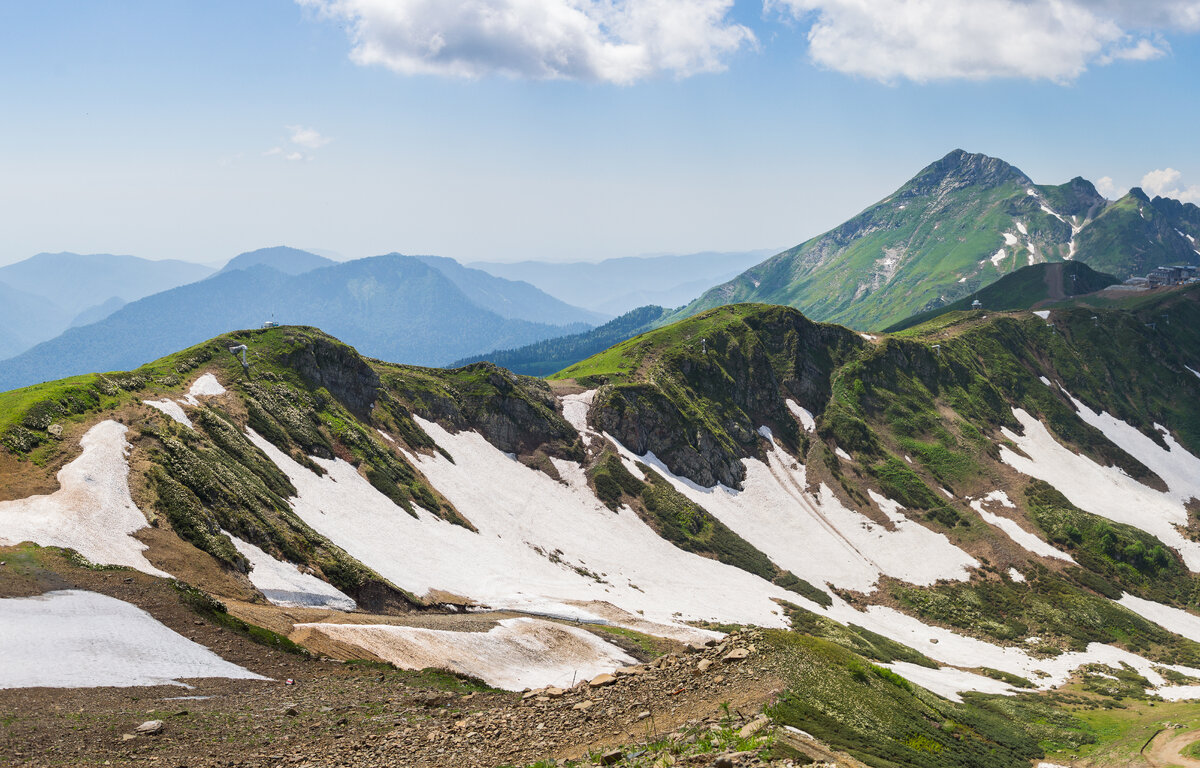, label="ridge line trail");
[1144,727,1200,768]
